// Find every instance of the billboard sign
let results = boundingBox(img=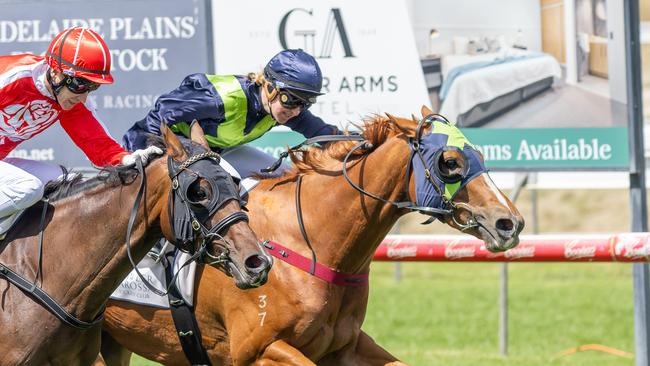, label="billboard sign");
[211,0,431,130]
[409,0,631,170]
[2,0,213,168]
[218,0,632,171]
